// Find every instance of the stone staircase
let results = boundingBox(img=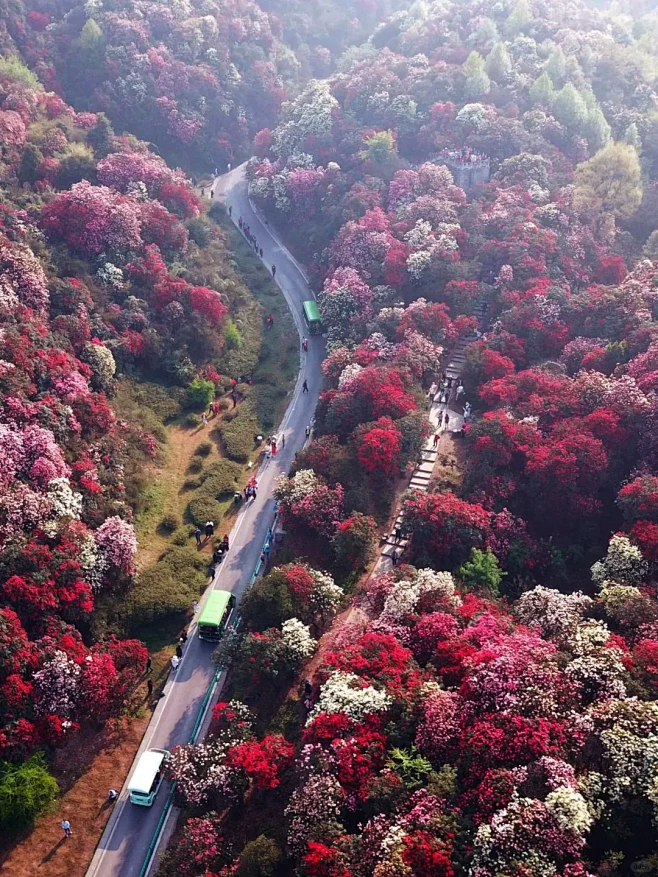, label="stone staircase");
[379,303,484,564]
